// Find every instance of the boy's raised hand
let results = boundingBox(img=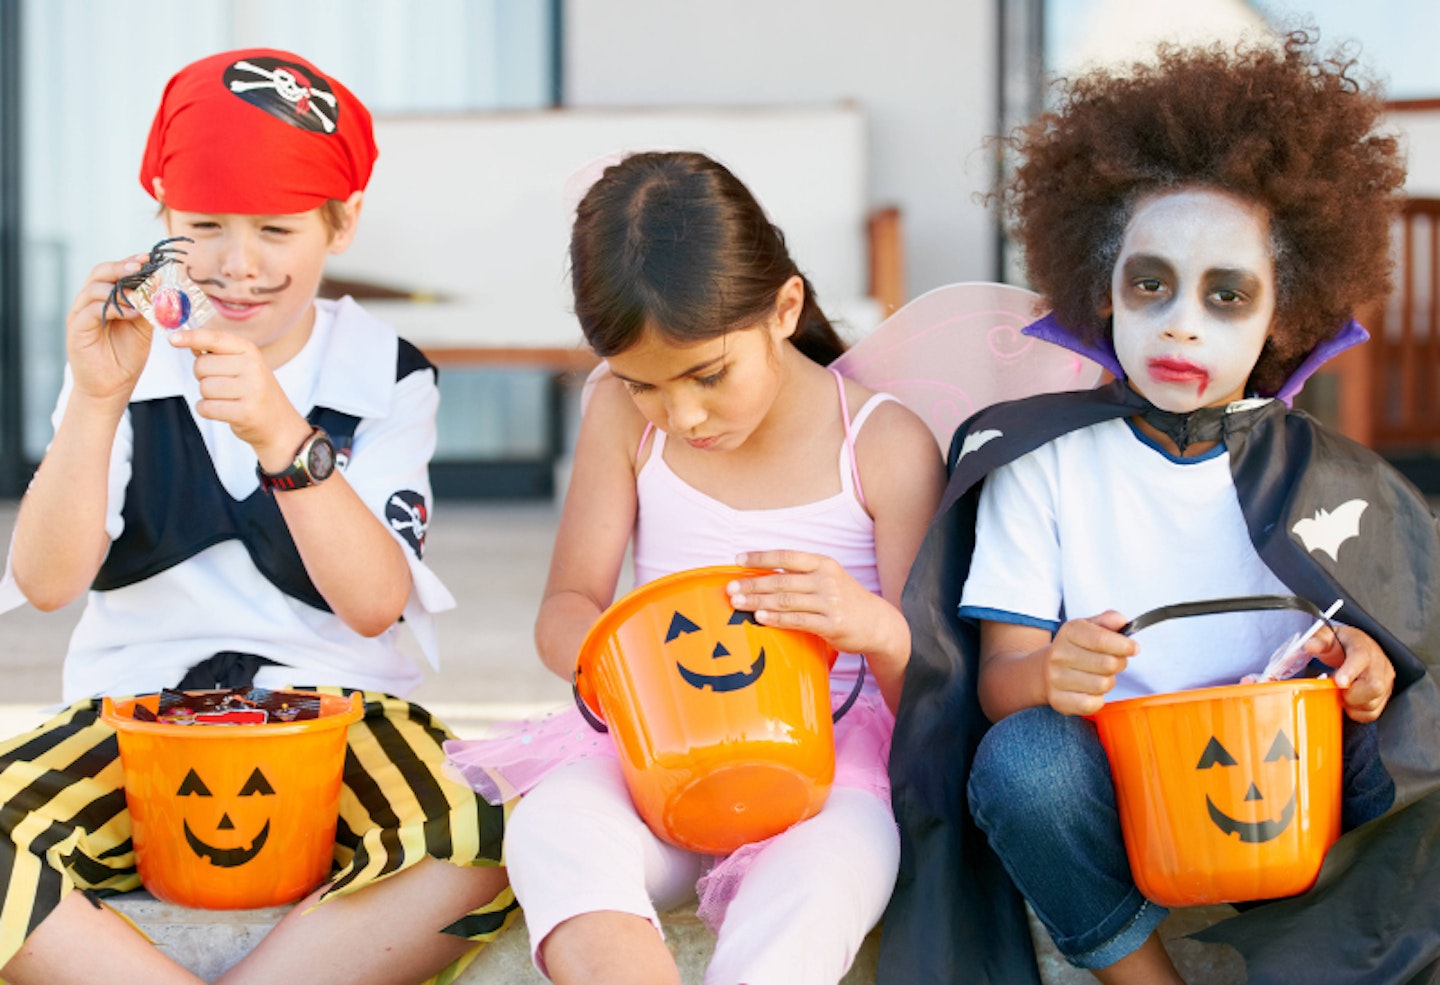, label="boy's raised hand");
[1041,612,1138,717]
[1305,624,1395,723]
[168,327,311,468]
[64,257,156,404]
